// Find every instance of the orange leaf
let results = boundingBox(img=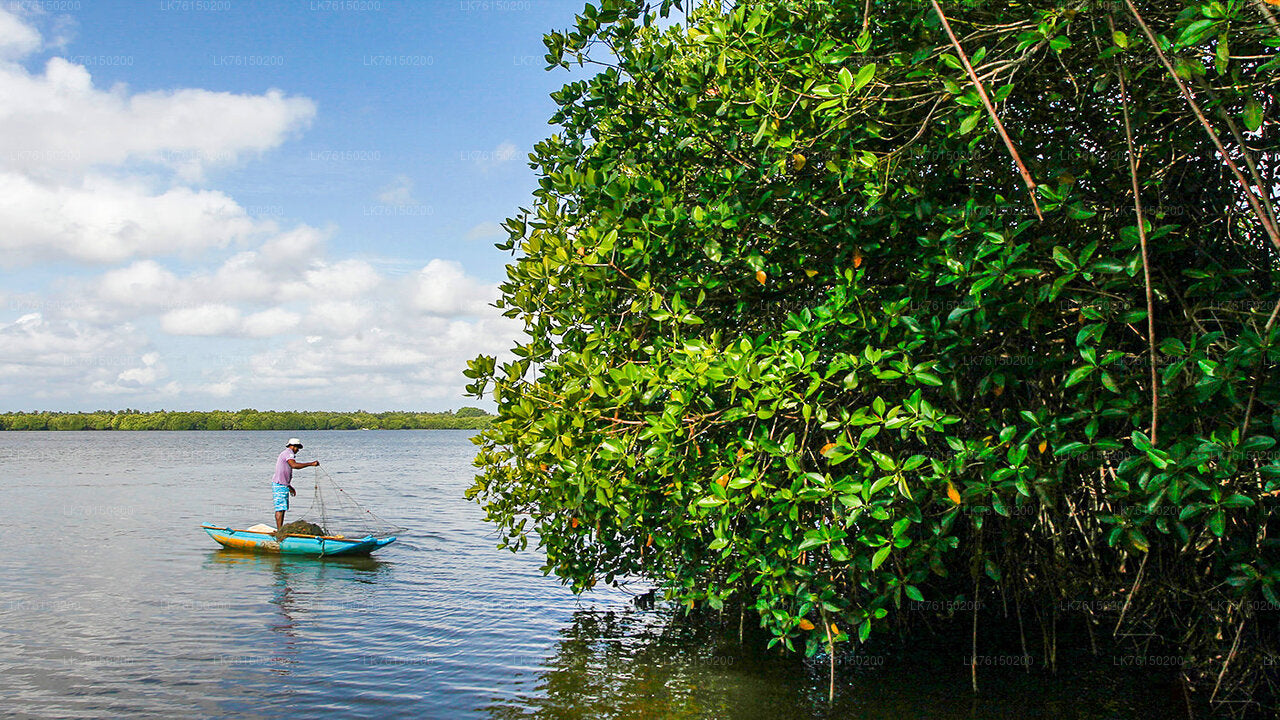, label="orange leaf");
[791,152,806,171]
[830,623,840,636]
[820,442,836,457]
[1038,440,1048,454]
[570,518,580,528]
[853,249,863,268]
[947,481,962,505]
[755,270,767,284]
[646,533,653,547]
[798,618,815,631]
[716,475,728,487]
[993,385,1004,397]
